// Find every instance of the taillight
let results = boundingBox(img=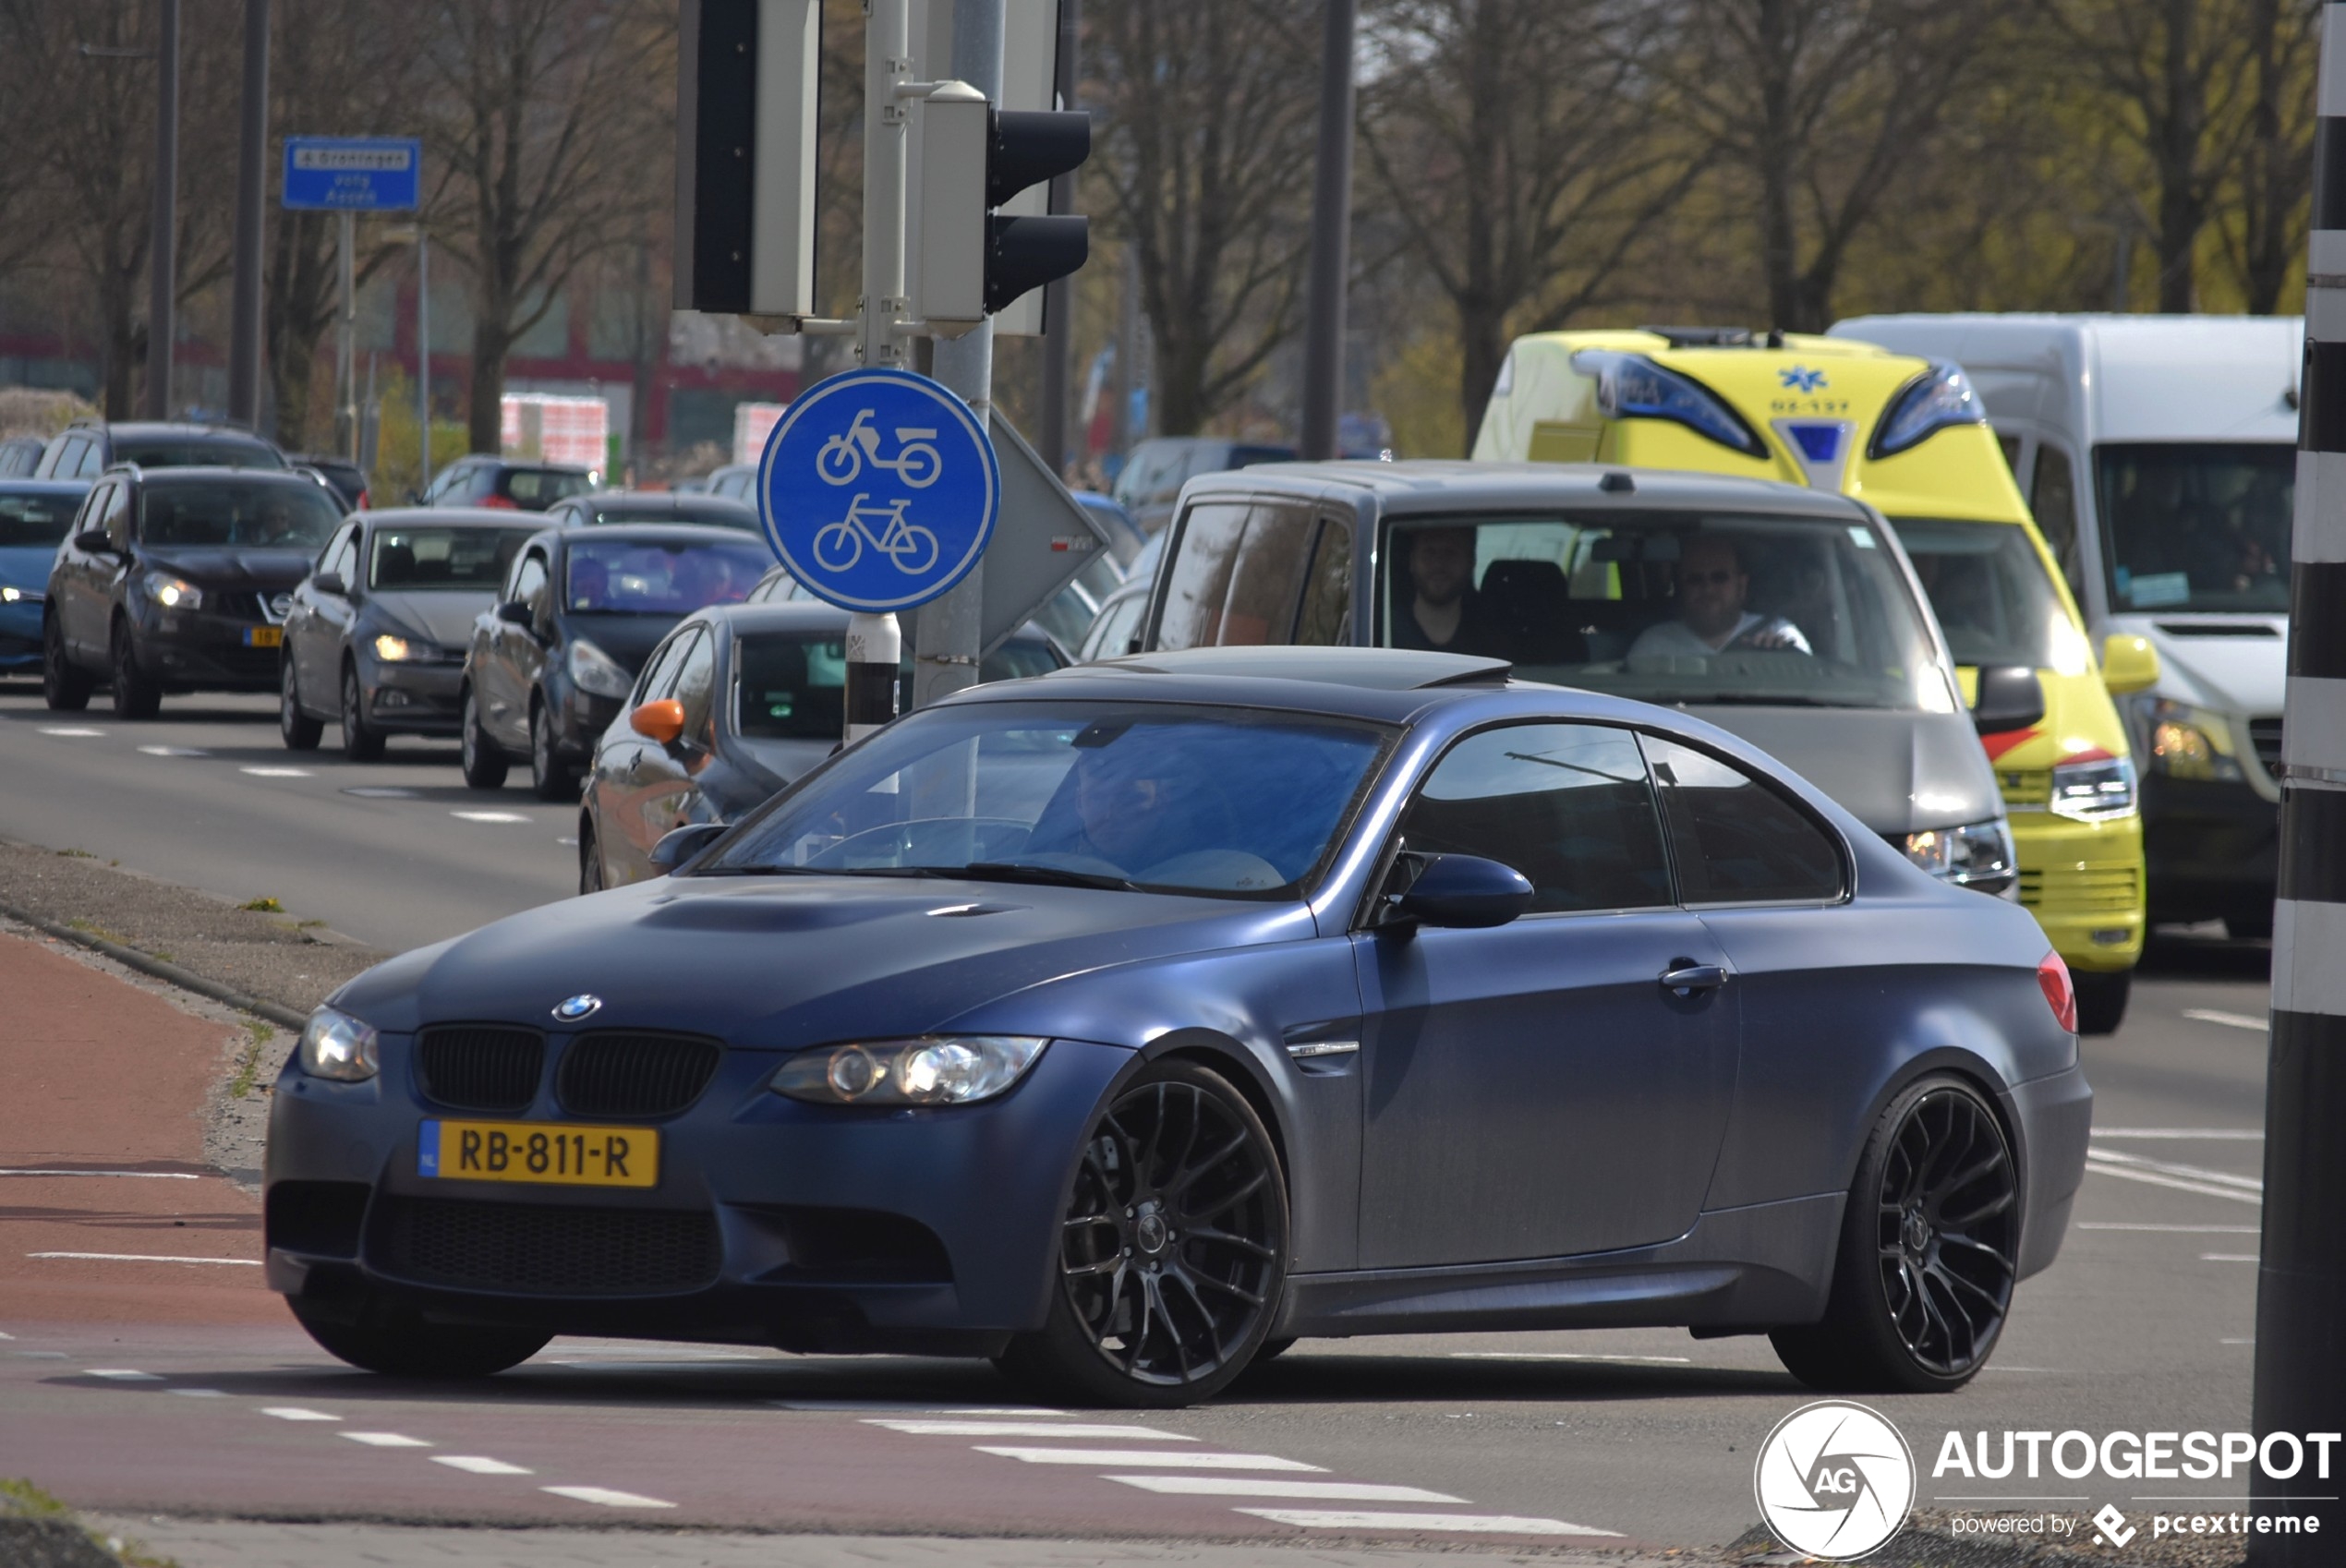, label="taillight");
[479,494,517,510]
[2037,951,2076,1033]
